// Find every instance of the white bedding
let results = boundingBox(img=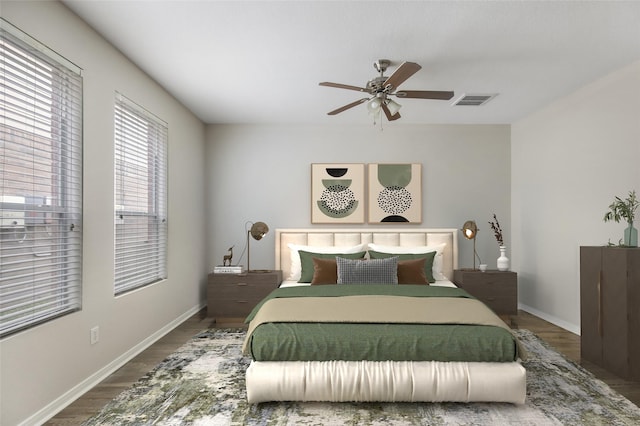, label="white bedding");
[279,279,458,288]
